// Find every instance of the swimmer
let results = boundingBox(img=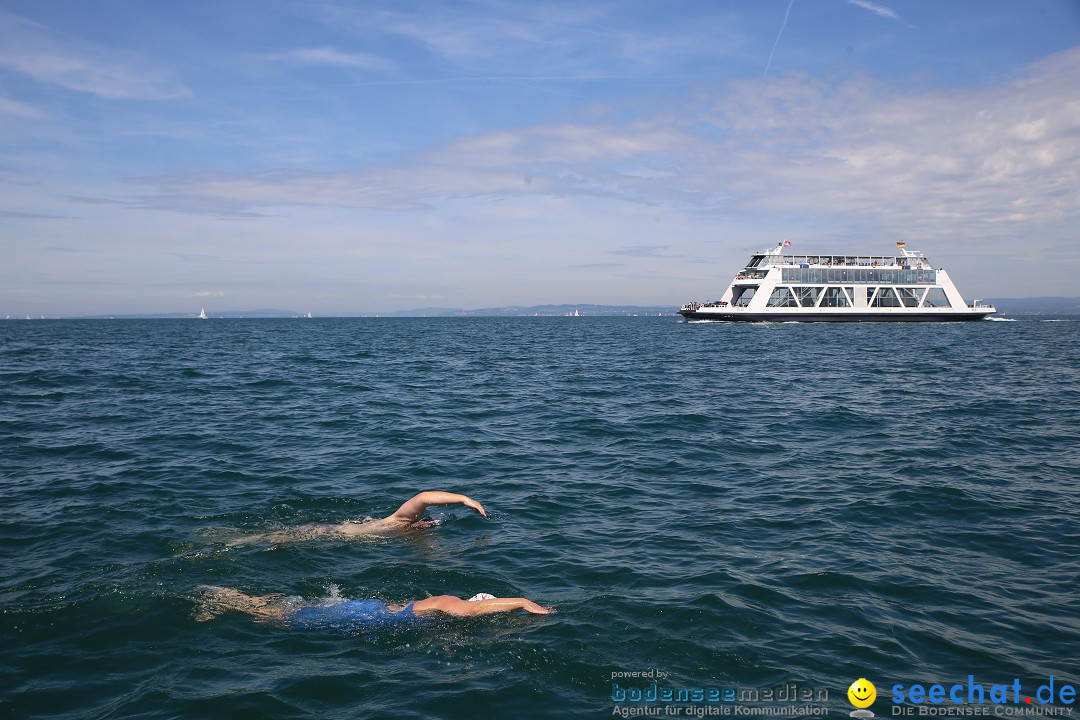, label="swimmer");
[228,491,488,546]
[194,585,553,626]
